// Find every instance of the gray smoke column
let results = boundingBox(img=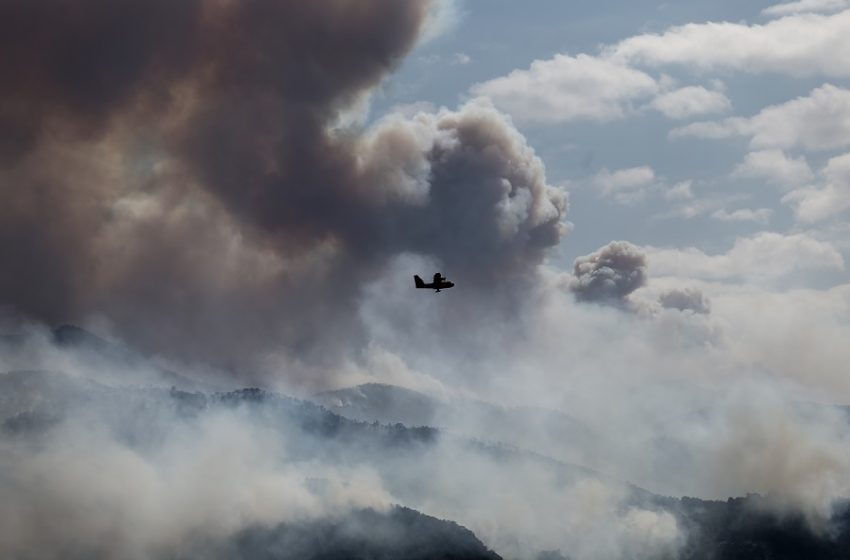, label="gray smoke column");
[571,241,648,304]
[360,103,567,277]
[659,288,711,314]
[0,0,567,377]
